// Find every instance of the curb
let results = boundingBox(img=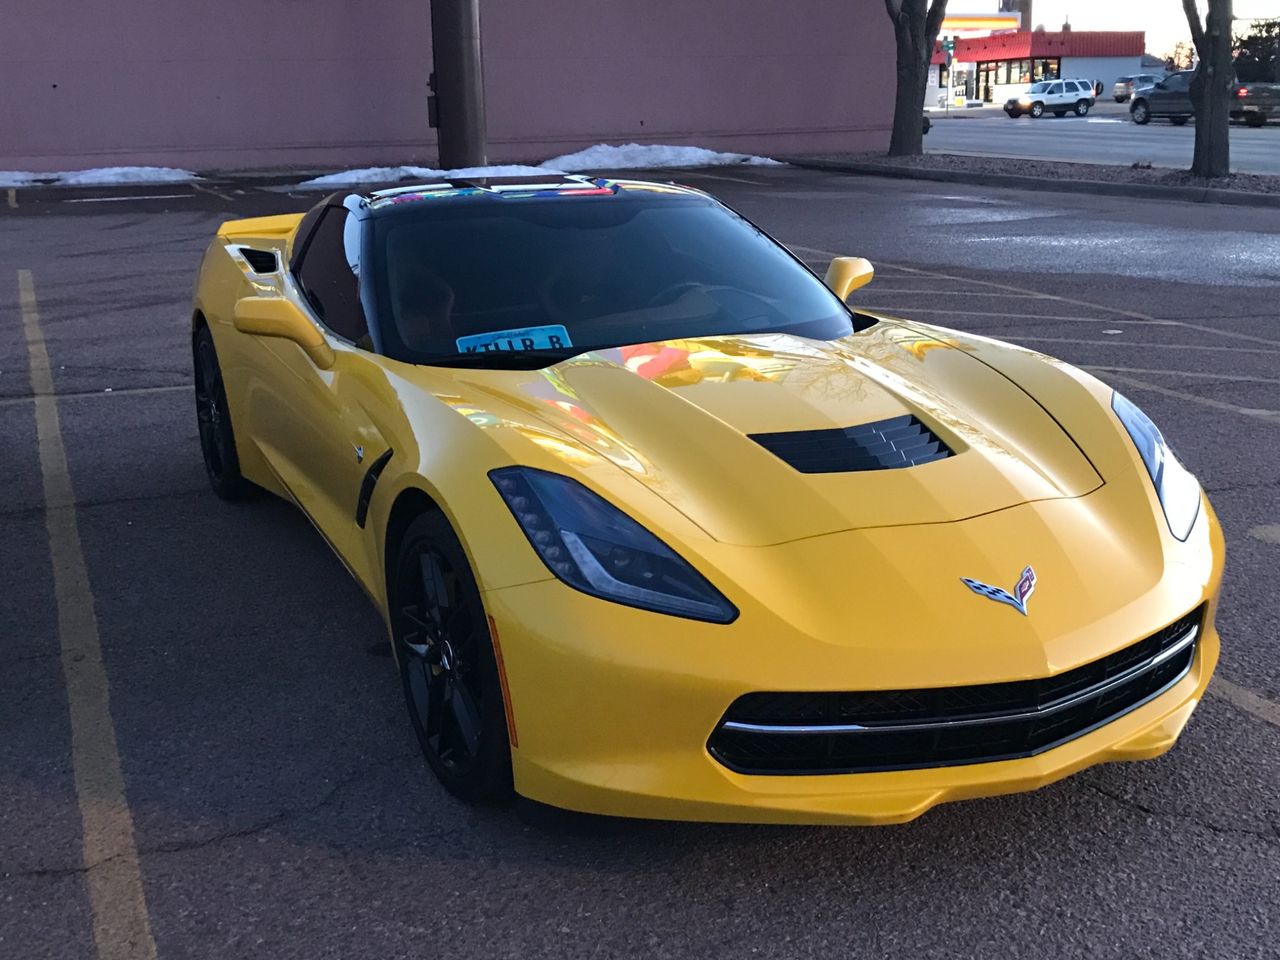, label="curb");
[779,156,1280,208]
